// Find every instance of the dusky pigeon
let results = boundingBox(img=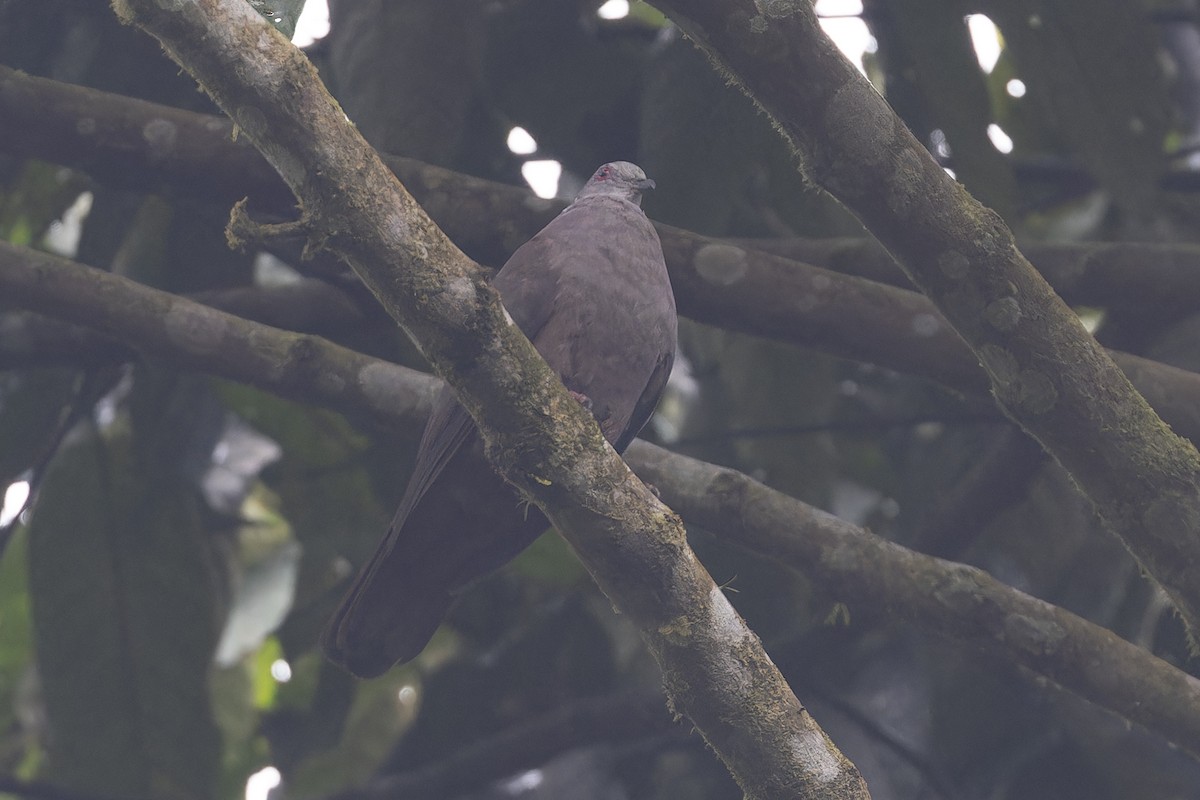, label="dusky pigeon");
[323,162,678,678]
